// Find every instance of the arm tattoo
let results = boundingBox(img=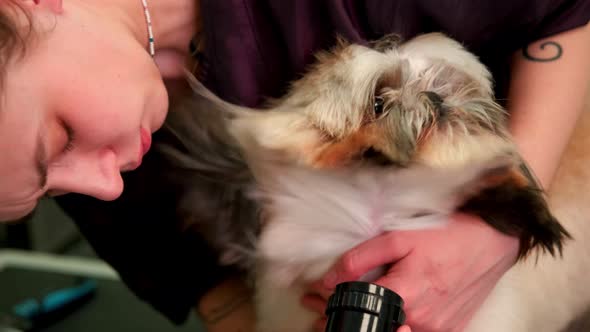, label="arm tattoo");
[522,41,563,62]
